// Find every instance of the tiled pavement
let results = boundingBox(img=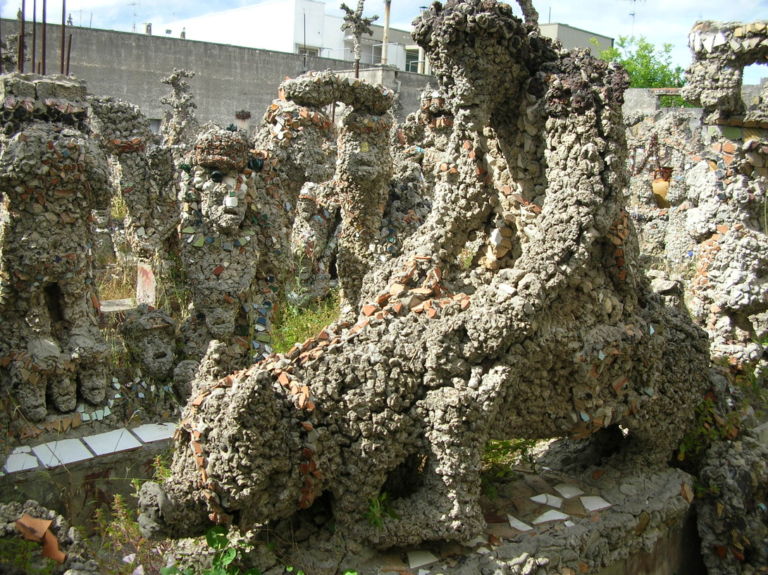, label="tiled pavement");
[2,422,176,474]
